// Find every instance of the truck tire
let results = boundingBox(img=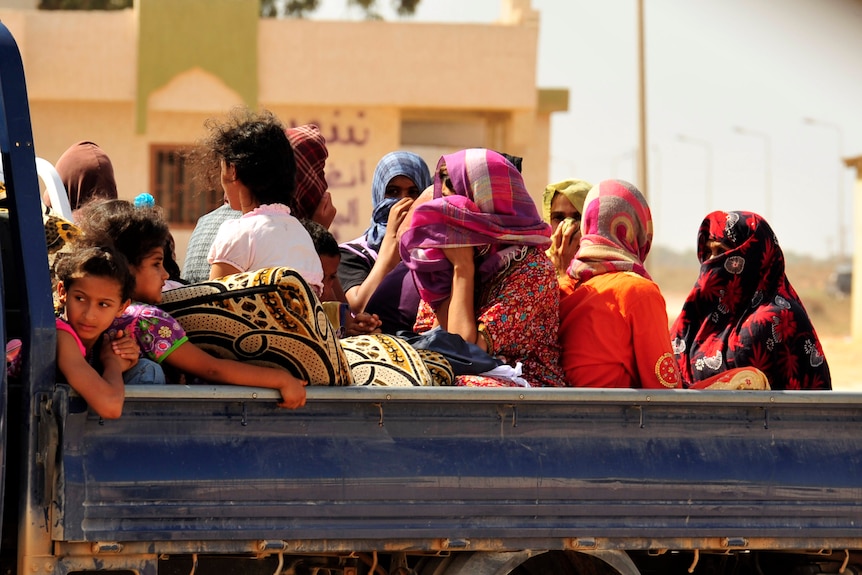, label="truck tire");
[417,550,638,575]
[417,552,536,575]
